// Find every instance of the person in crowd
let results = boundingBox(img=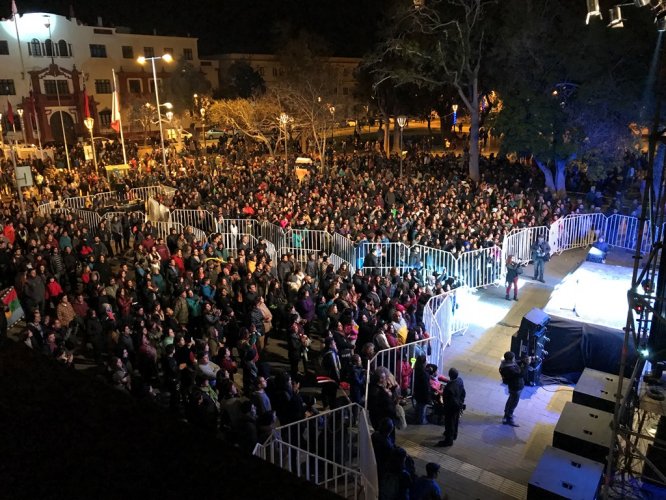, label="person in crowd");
[504,254,522,301]
[530,235,551,283]
[436,367,466,447]
[411,462,446,500]
[499,351,530,427]
[412,354,432,425]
